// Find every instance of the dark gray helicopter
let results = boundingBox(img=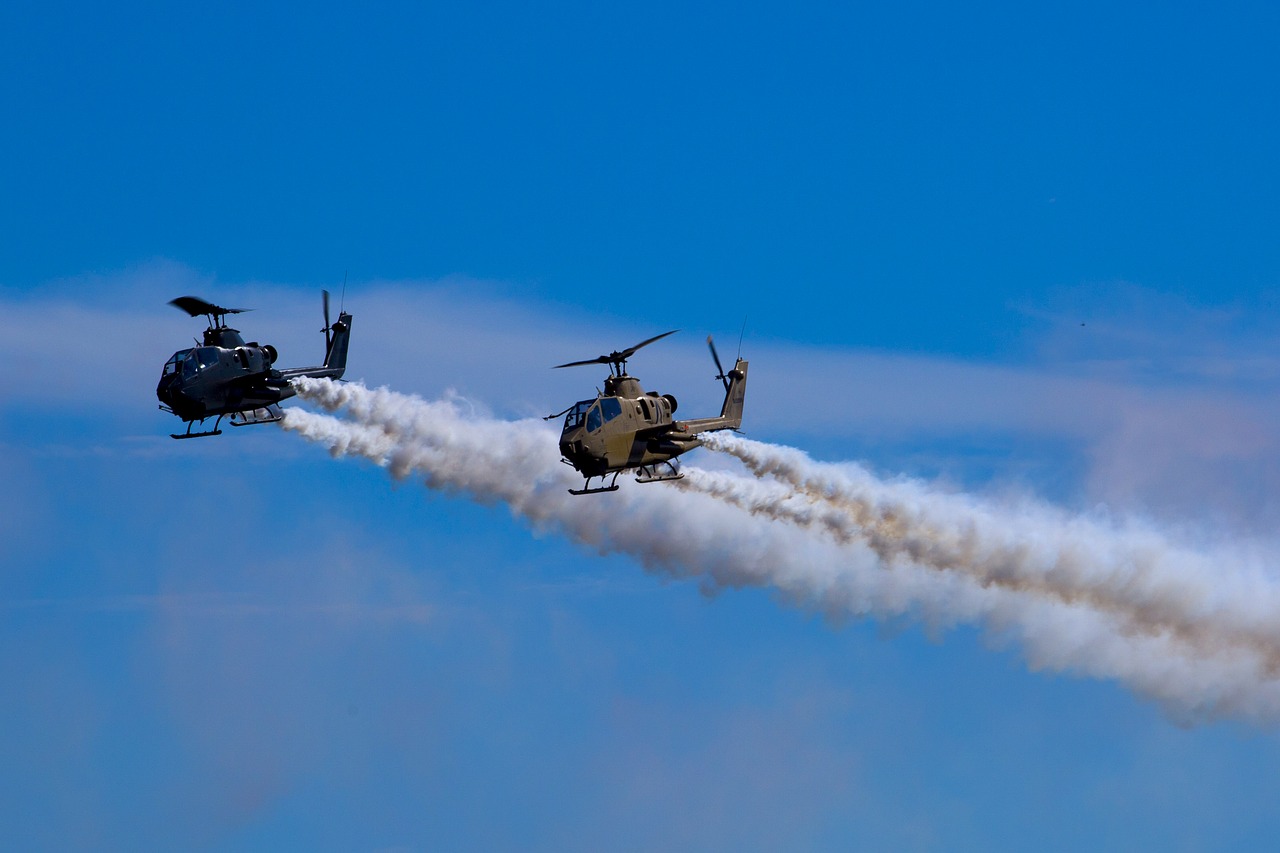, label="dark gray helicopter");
[156,292,352,439]
[548,330,748,495]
